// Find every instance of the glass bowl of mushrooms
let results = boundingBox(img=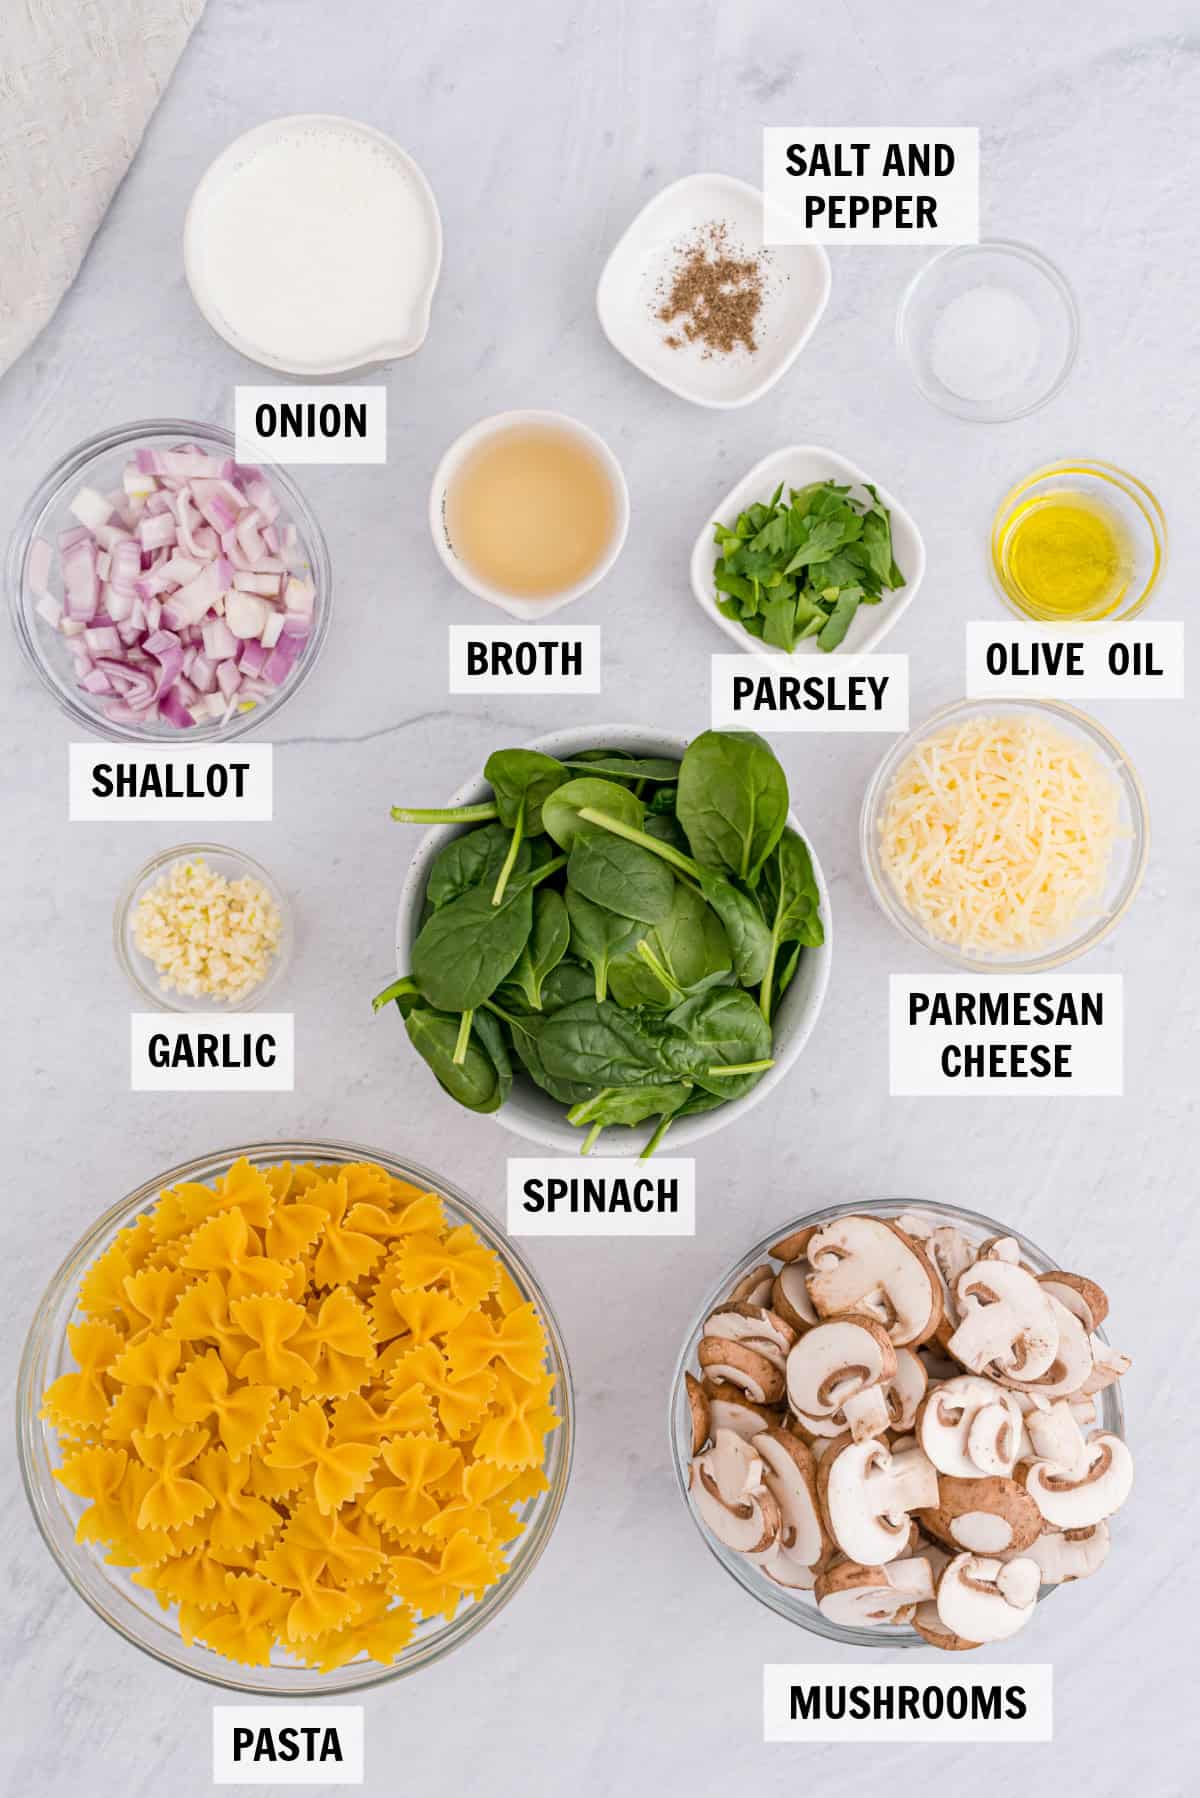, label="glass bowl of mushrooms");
[669,1199,1130,1650]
